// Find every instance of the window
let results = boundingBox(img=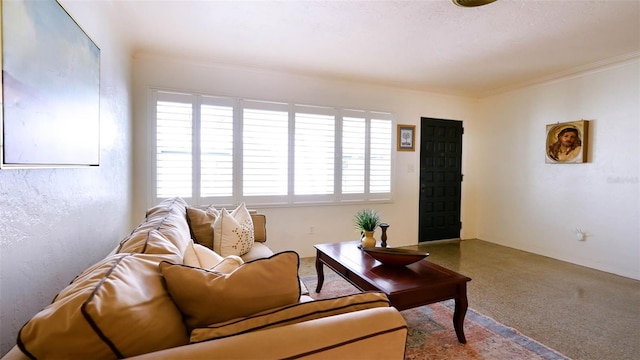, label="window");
[242,102,289,198]
[294,106,335,197]
[151,90,393,206]
[155,94,193,198]
[341,114,366,195]
[200,97,234,198]
[370,117,393,194]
